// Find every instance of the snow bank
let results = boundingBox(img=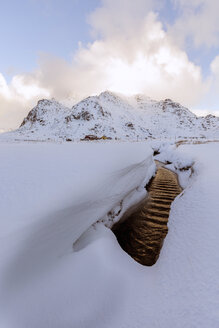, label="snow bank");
[0,141,155,327]
[154,142,219,327]
[154,142,195,188]
[1,141,218,328]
